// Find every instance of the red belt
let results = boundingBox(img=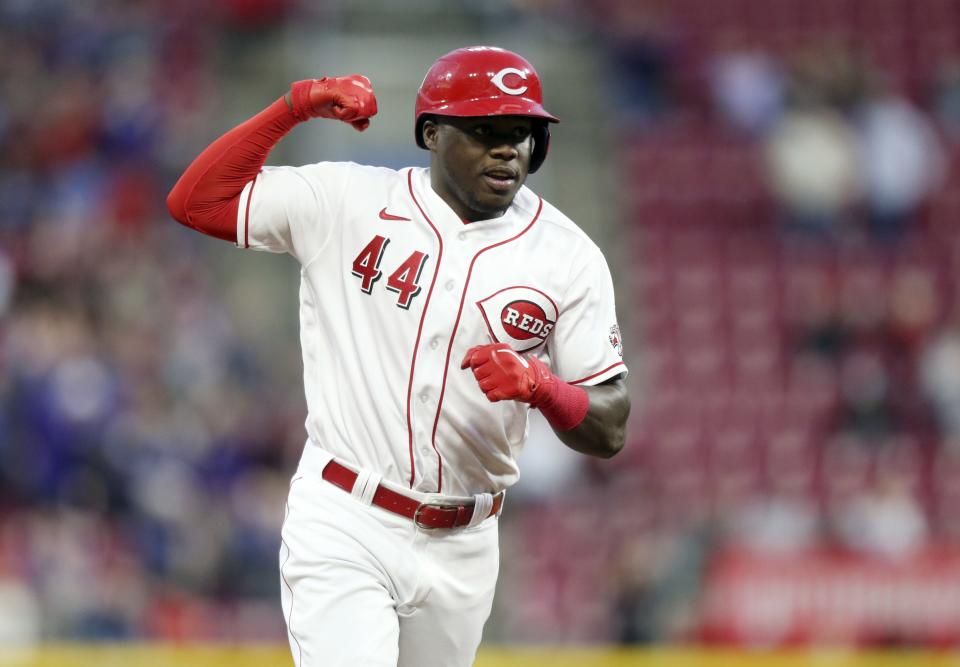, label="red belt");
[321,459,504,530]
